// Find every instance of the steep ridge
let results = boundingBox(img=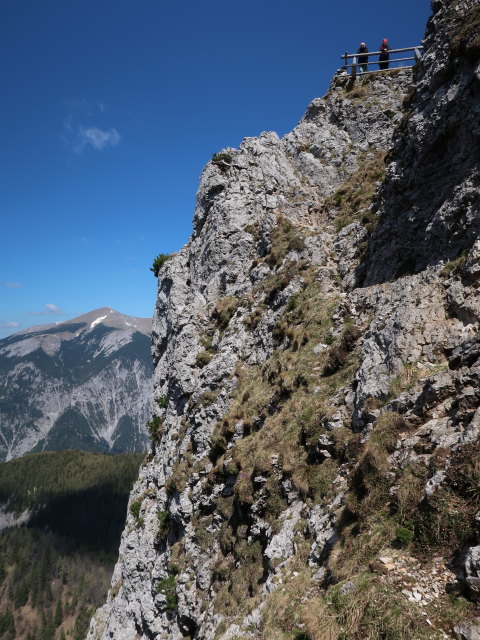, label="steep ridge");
[88,1,480,639]
[0,308,153,460]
